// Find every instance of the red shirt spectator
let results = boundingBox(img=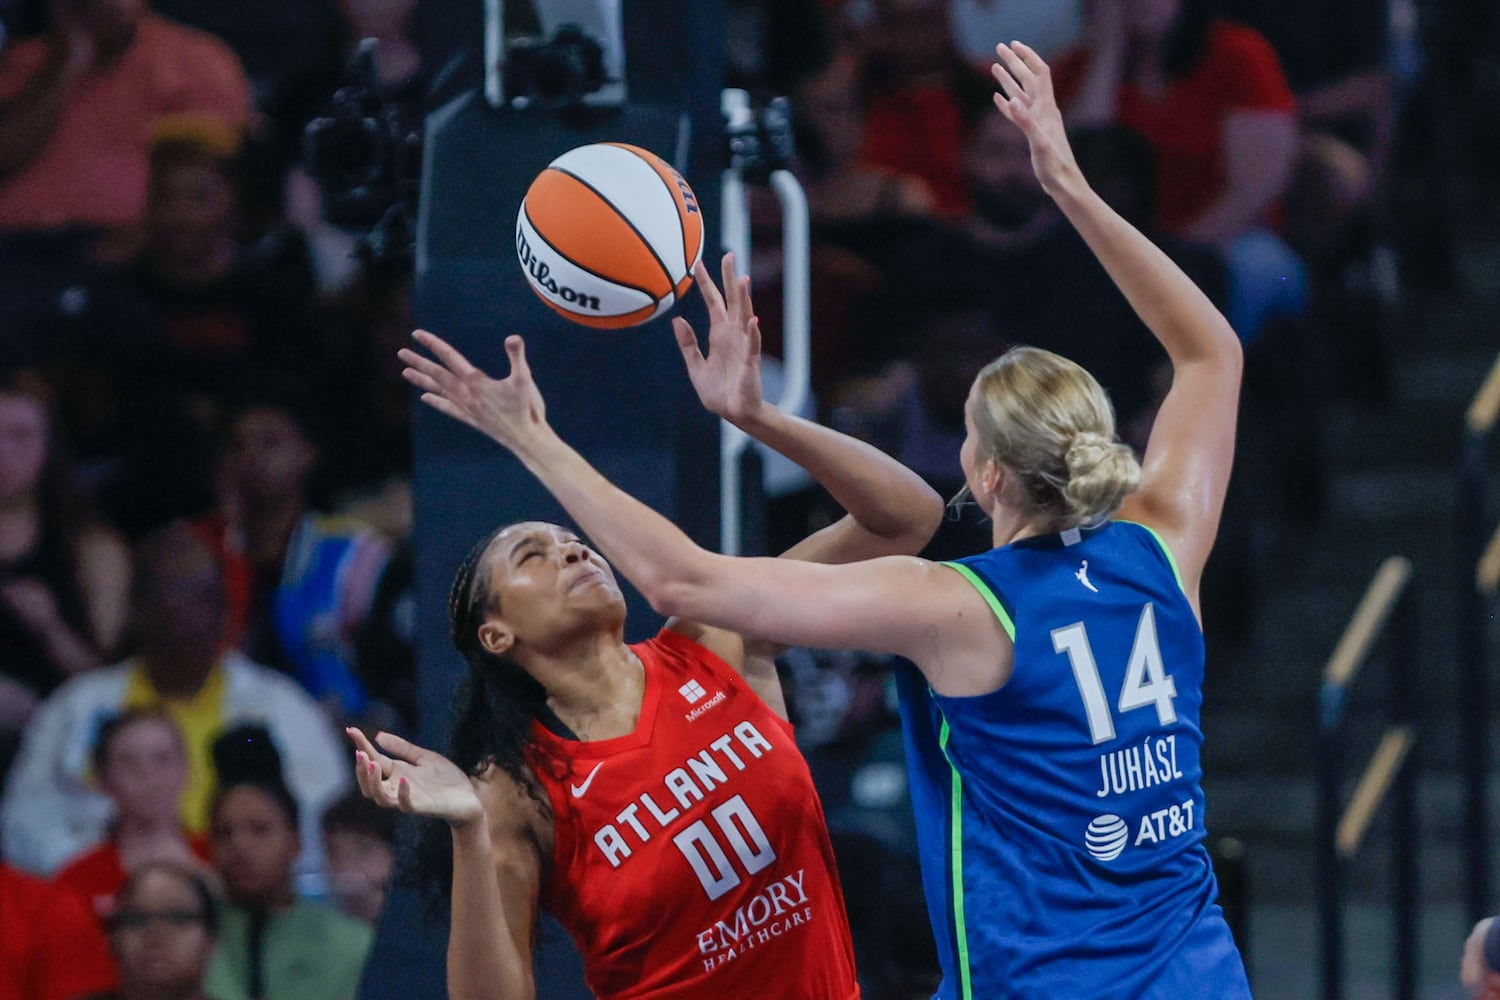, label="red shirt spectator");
[0,863,115,1000]
[0,11,250,231]
[862,83,970,216]
[55,832,214,911]
[1055,22,1296,233]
